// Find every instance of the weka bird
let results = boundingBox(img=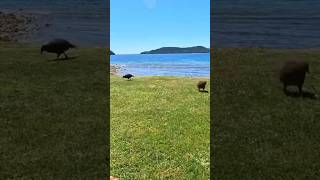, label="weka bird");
[280,60,309,94]
[41,39,76,59]
[123,74,134,80]
[197,81,207,92]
